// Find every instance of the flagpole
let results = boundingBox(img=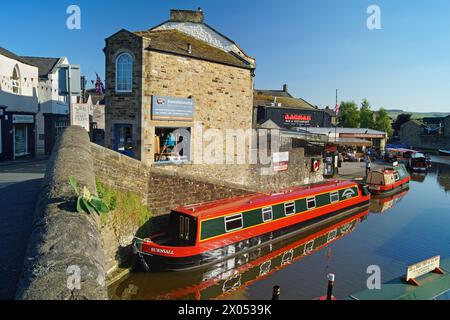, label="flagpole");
[335,89,338,143]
